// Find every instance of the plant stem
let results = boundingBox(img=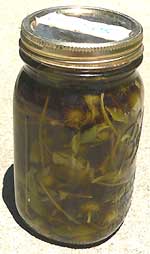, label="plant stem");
[87,211,92,224]
[100,93,117,135]
[110,133,121,162]
[39,181,80,225]
[92,176,130,187]
[39,97,49,169]
[69,193,93,199]
[60,191,93,199]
